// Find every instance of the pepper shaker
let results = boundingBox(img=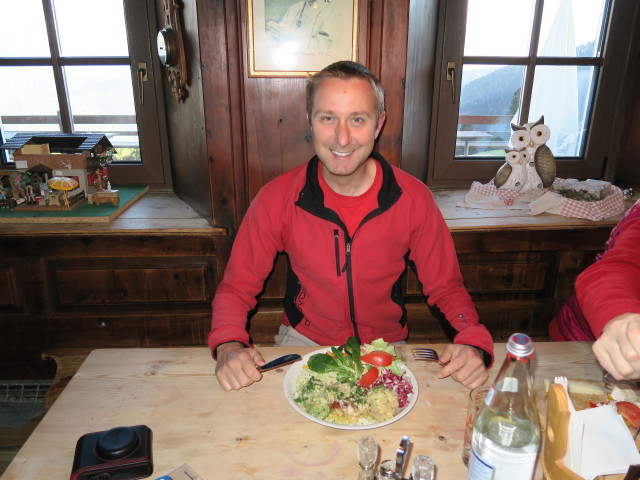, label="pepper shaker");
[378,459,400,479]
